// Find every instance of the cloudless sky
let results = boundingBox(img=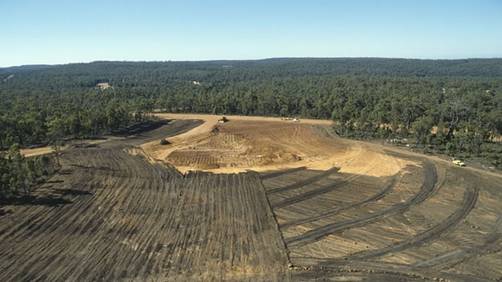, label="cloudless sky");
[1,0,502,67]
